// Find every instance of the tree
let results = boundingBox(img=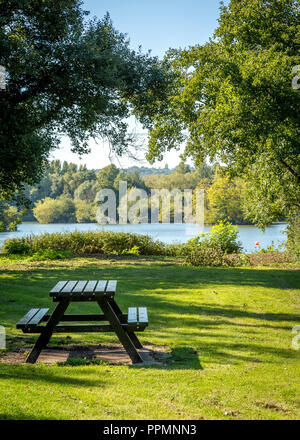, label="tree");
[145,0,300,227]
[74,199,96,223]
[0,200,22,231]
[74,180,97,203]
[33,197,76,223]
[206,176,248,225]
[0,1,171,199]
[114,170,149,193]
[96,164,120,191]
